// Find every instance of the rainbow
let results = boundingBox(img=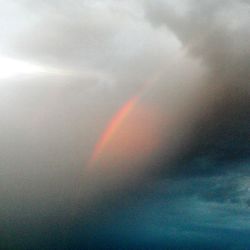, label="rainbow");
[87,72,163,169]
[88,95,139,167]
